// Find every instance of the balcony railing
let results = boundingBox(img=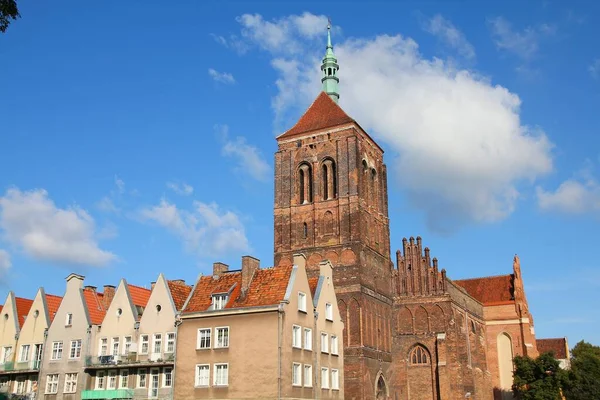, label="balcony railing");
[0,360,41,374]
[85,353,175,368]
[81,389,134,399]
